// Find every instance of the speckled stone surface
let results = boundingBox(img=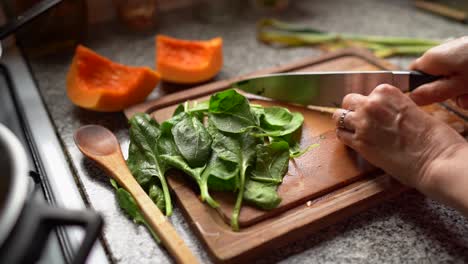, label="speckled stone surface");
[24,0,468,263]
